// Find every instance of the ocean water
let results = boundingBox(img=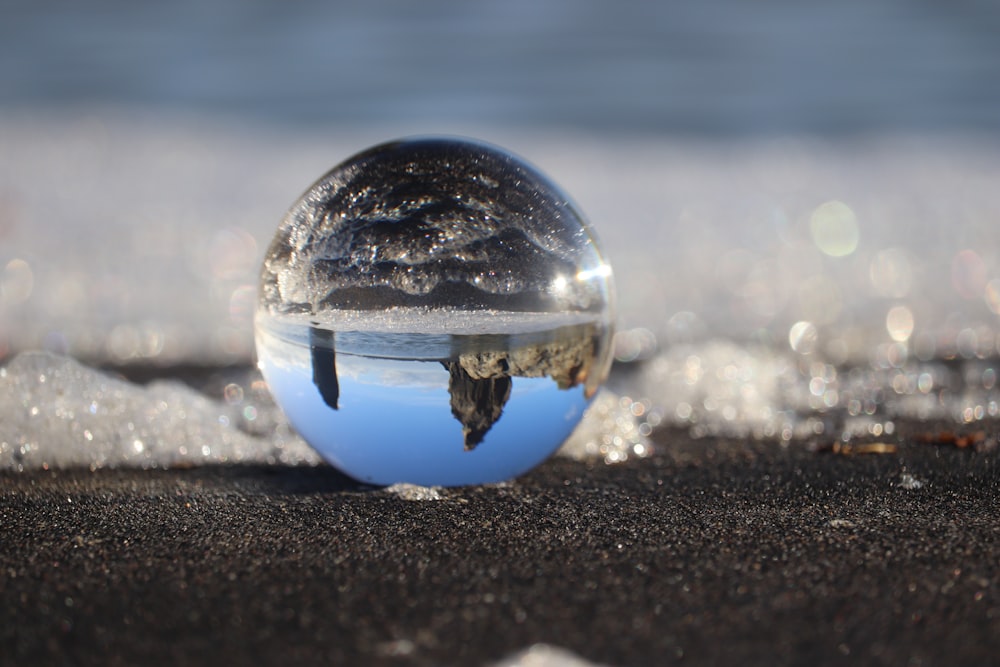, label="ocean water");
[2,1,1000,473]
[3,0,1000,135]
